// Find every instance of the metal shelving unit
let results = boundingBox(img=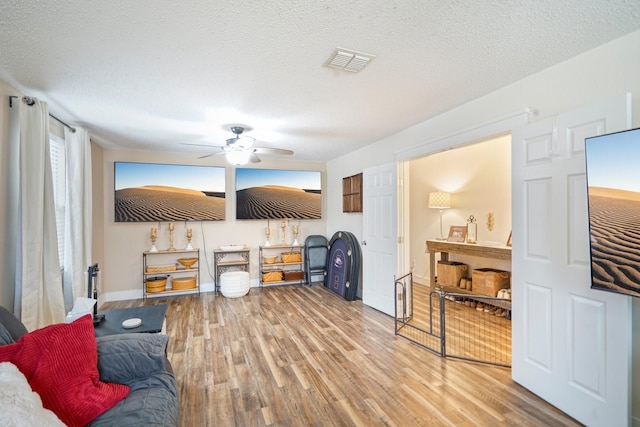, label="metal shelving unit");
[213,247,250,293]
[259,244,306,286]
[143,248,200,298]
